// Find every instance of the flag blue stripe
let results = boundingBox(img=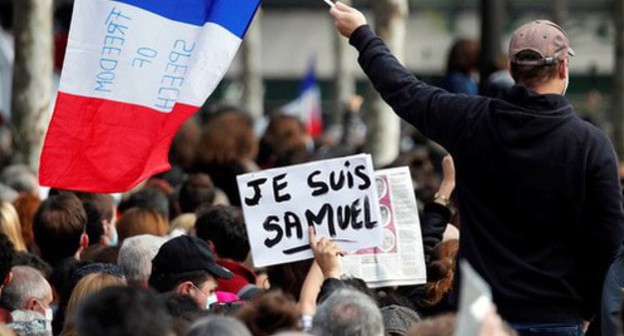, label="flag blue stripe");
[112,0,260,38]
